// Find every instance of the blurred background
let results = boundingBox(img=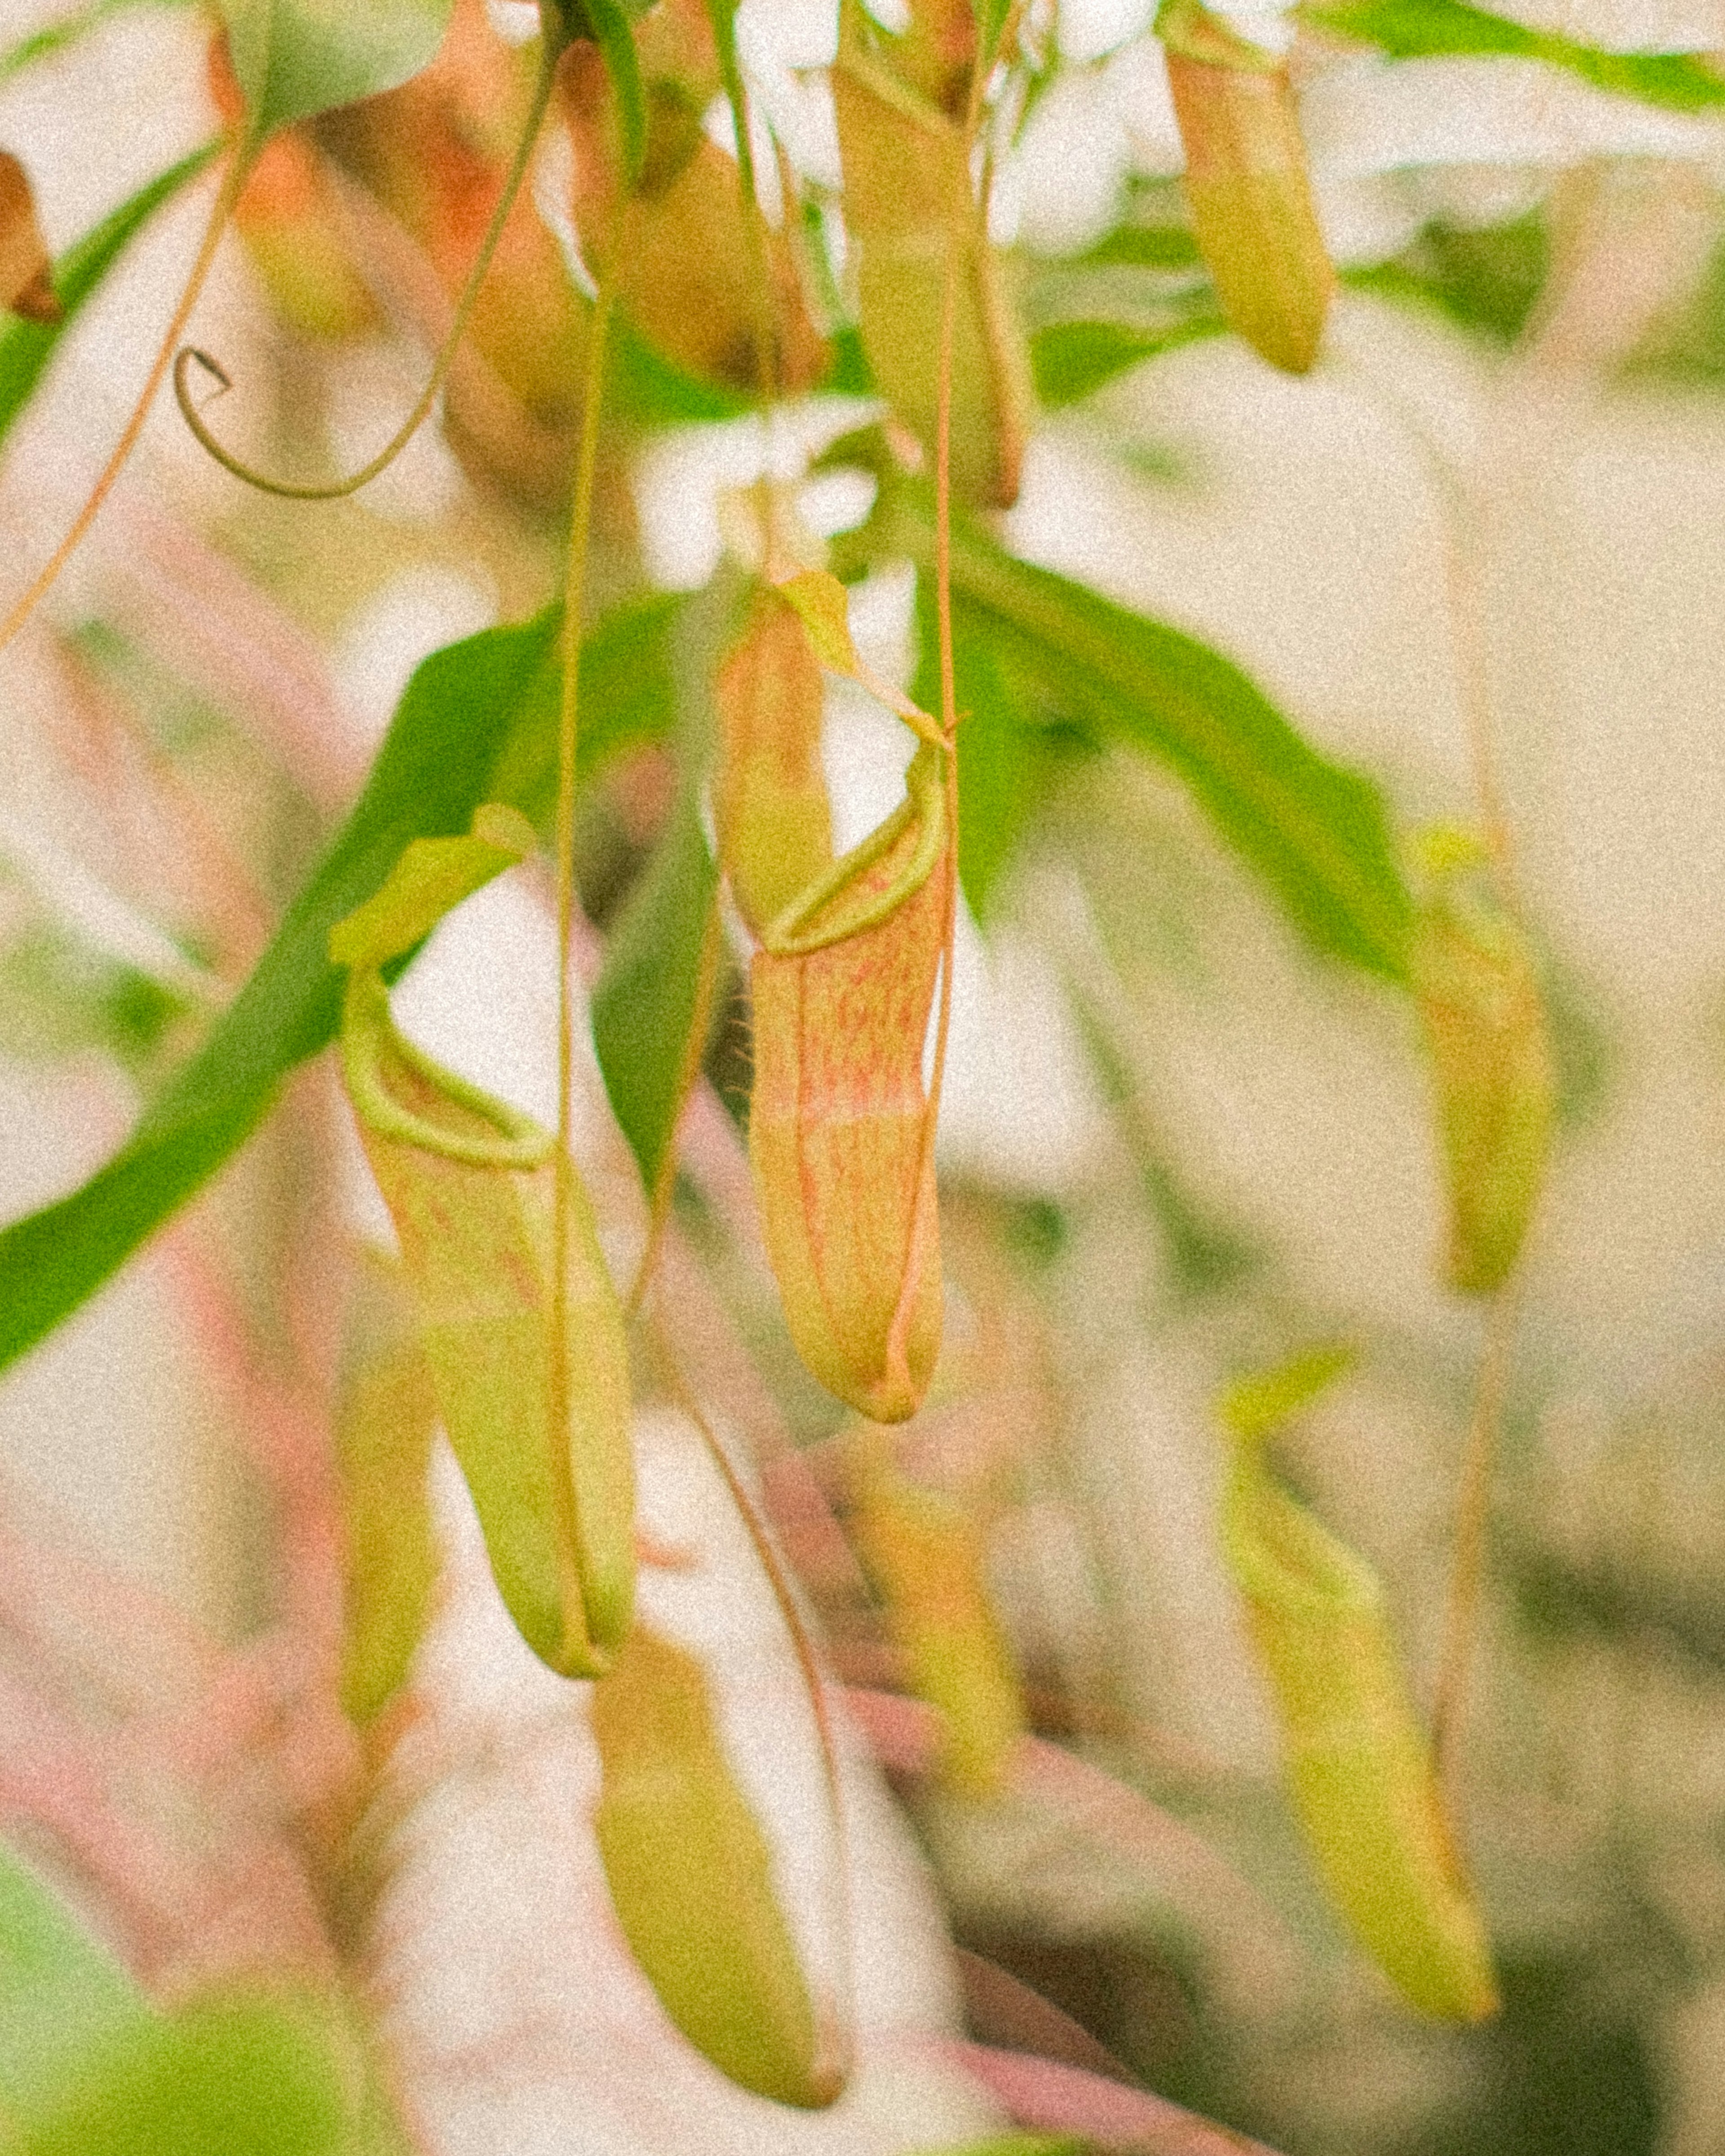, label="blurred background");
[7,0,1725,2151]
